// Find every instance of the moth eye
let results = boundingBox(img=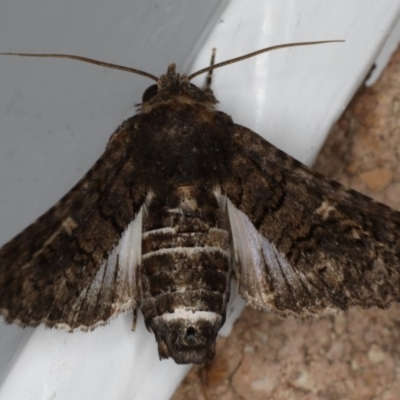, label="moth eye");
[142,84,158,102]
